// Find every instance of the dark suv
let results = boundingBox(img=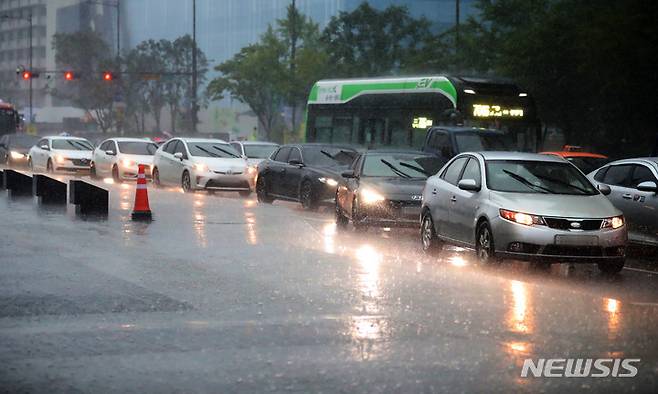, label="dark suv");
[422,126,512,165]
